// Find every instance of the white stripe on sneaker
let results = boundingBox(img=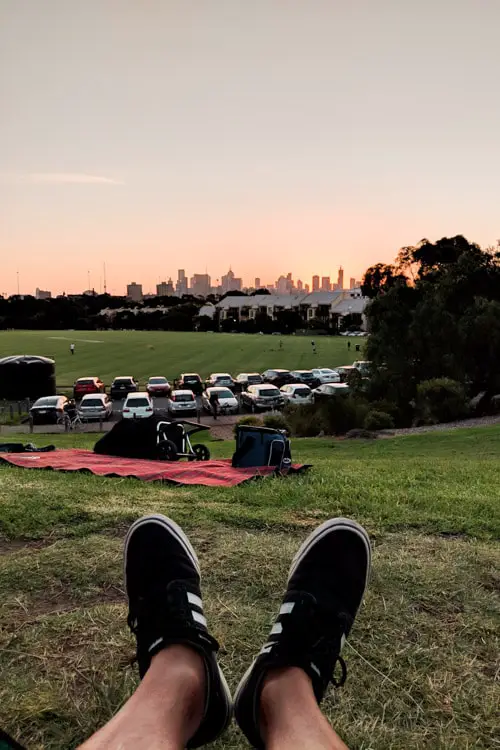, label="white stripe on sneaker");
[279,602,295,615]
[260,643,273,655]
[148,637,164,653]
[310,662,321,677]
[192,610,207,627]
[270,622,283,635]
[187,592,203,609]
